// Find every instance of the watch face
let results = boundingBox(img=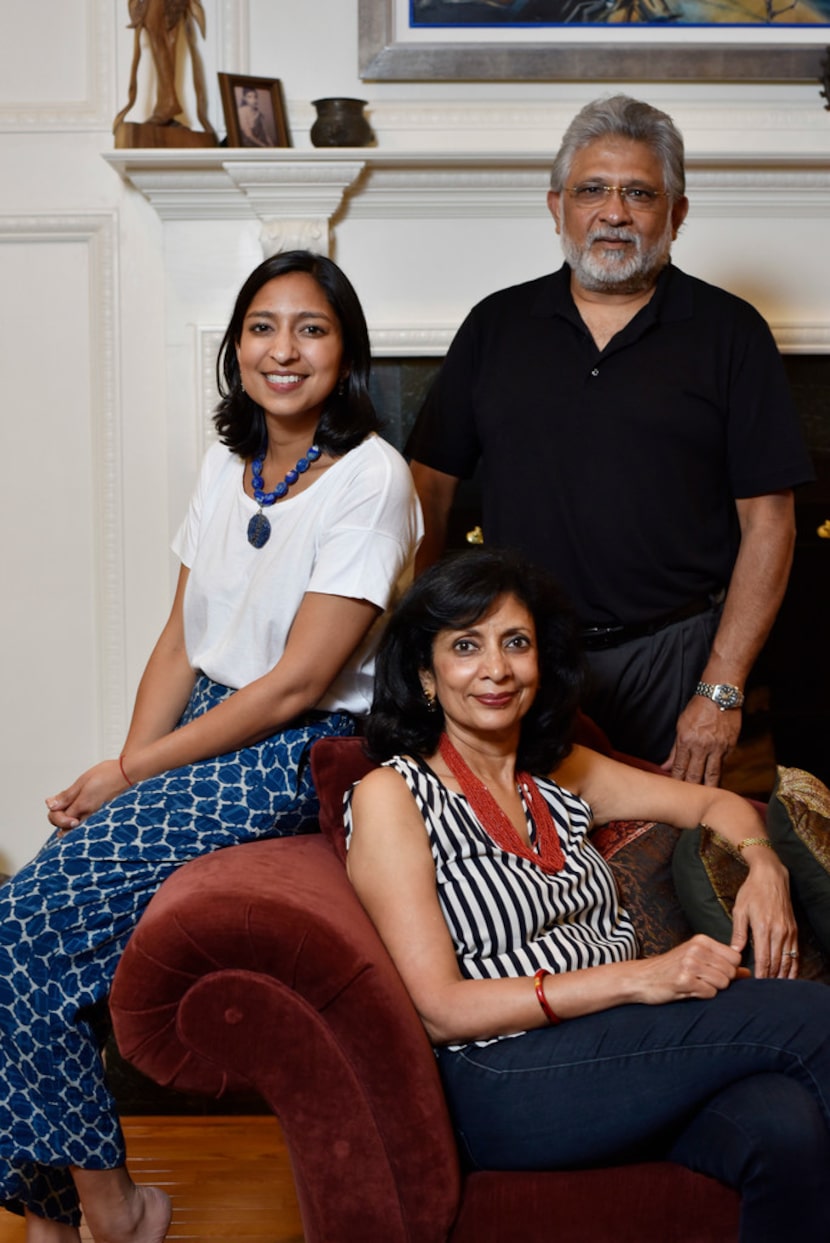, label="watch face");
[714,684,742,709]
